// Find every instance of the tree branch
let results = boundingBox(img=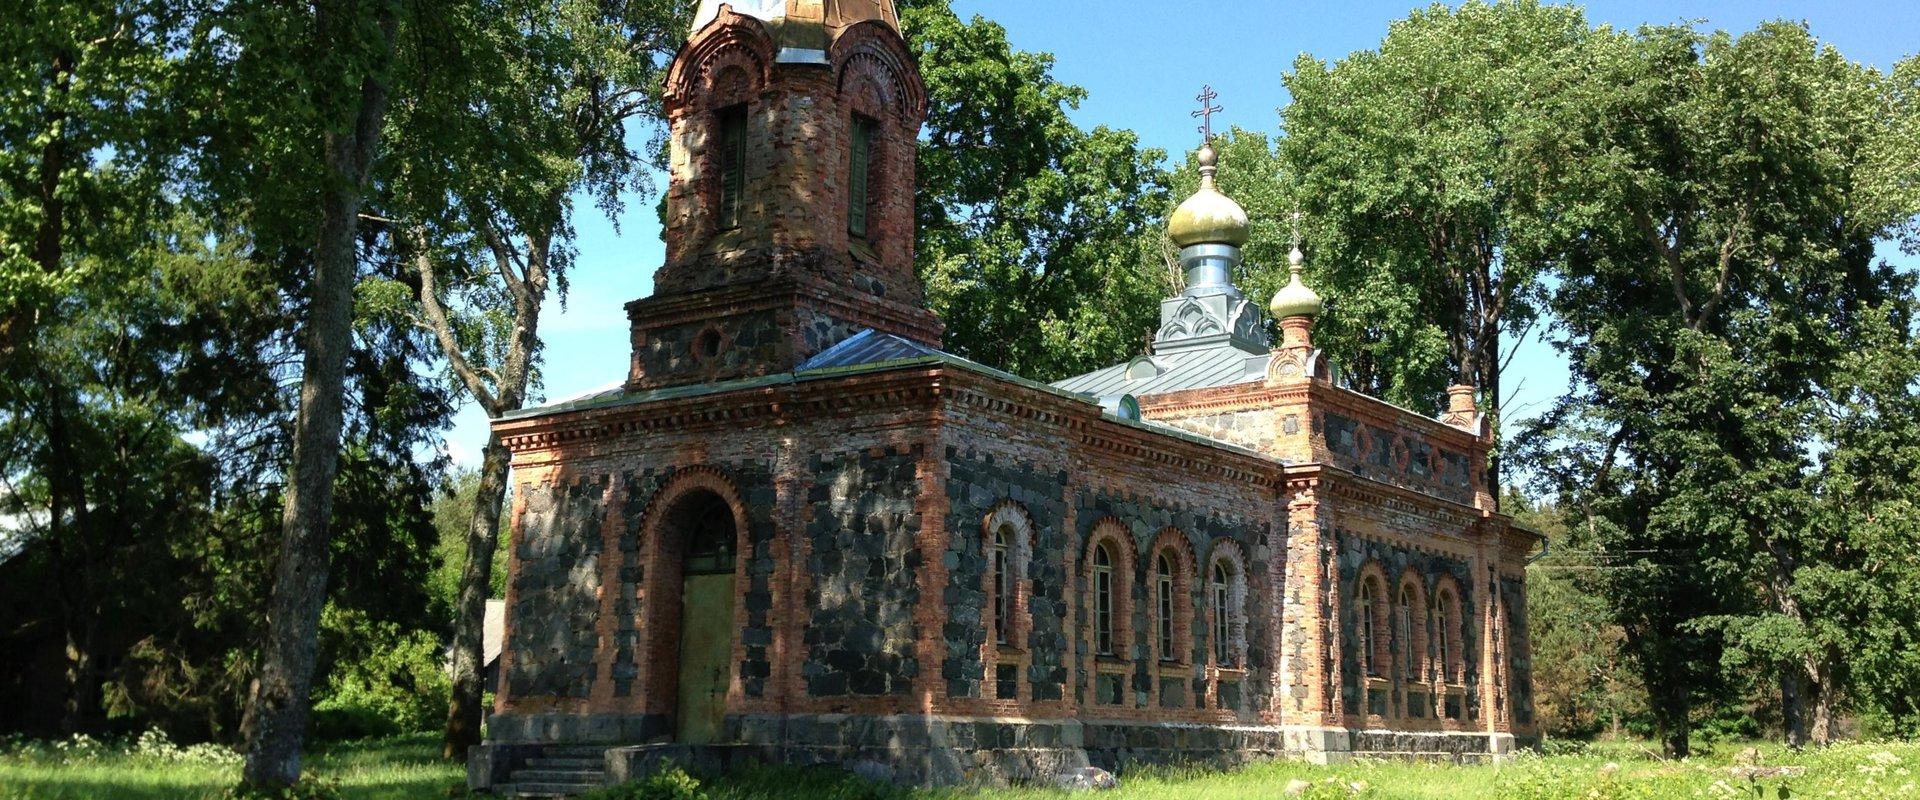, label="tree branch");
[407,229,502,415]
